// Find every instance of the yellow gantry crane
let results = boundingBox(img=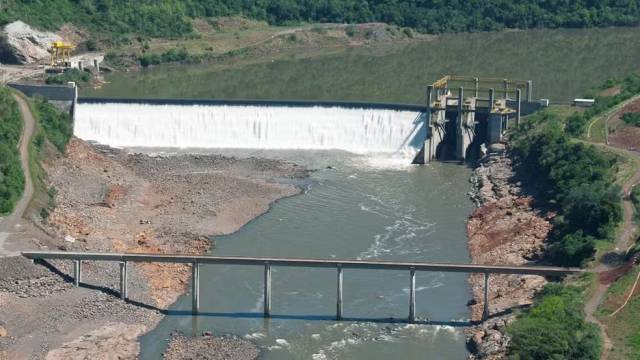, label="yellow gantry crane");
[50,41,75,68]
